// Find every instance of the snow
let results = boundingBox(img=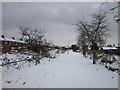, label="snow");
[102,47,118,50]
[1,37,25,43]
[0,55,2,89]
[2,50,118,88]
[0,67,2,89]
